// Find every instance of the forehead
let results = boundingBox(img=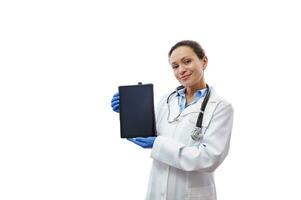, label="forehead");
[169,46,196,63]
